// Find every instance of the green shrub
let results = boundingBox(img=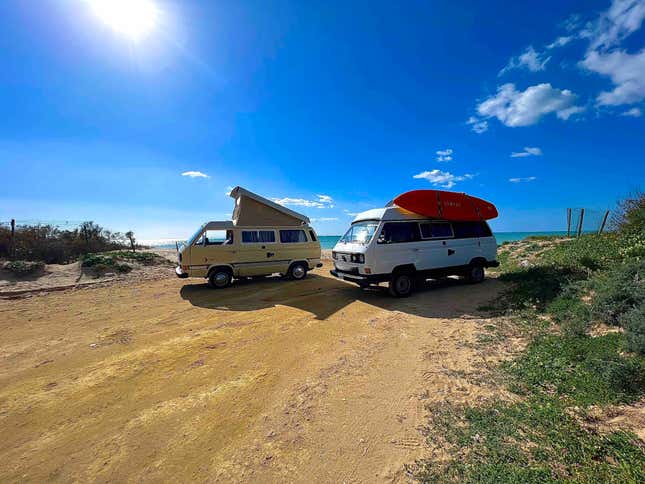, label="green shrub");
[590,260,645,326]
[624,306,645,355]
[504,333,644,406]
[115,263,132,273]
[2,260,45,275]
[81,254,116,268]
